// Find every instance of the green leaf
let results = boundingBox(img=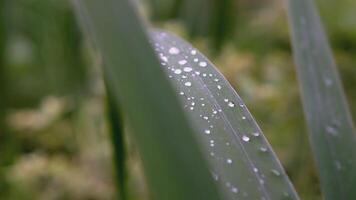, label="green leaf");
[286,0,356,199]
[179,0,235,51]
[106,89,126,200]
[150,30,299,200]
[72,1,222,200]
